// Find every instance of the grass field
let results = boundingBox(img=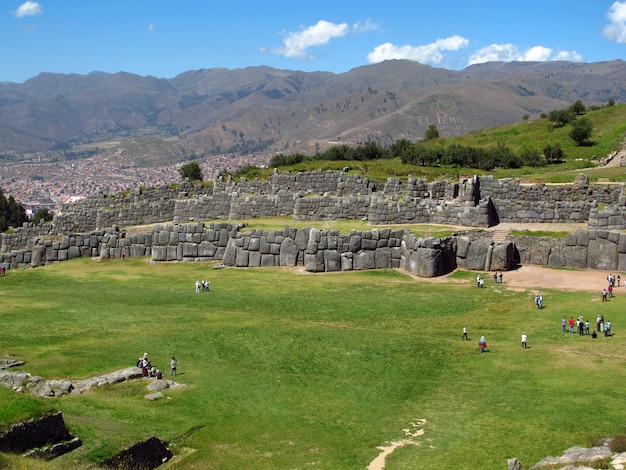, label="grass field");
[1,257,626,469]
